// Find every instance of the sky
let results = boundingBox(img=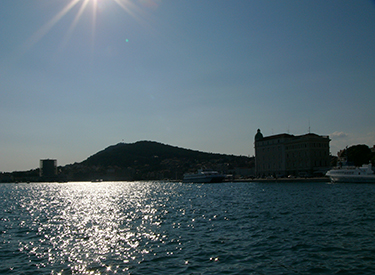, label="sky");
[1,0,375,172]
